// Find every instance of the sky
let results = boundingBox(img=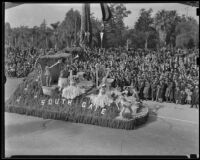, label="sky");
[5,3,199,29]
